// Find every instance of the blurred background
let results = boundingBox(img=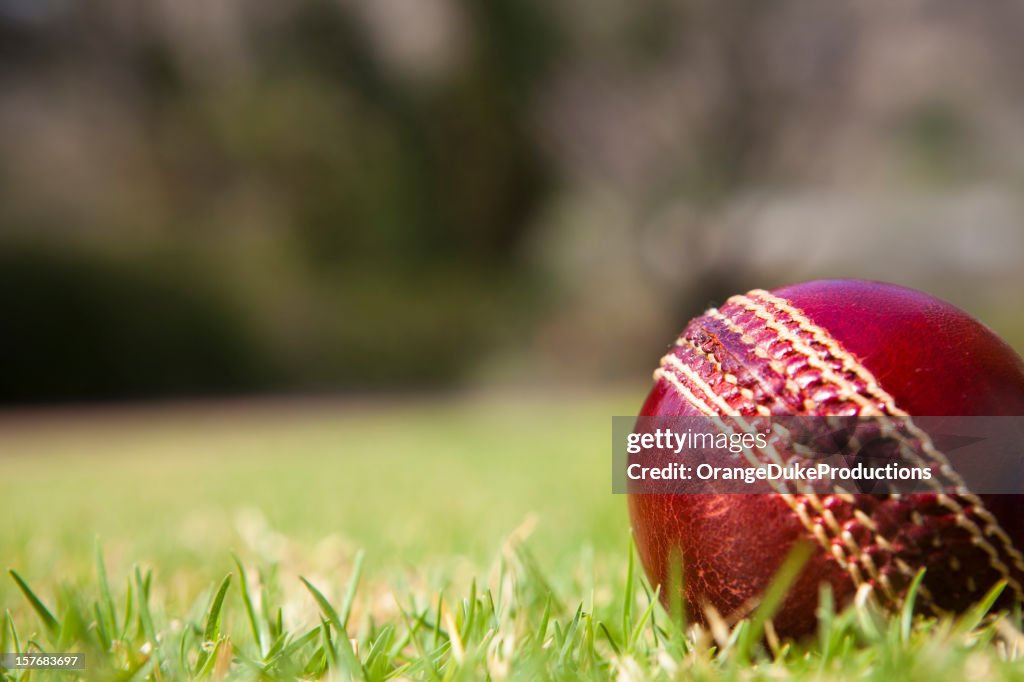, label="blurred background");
[3,0,1024,404]
[4,0,1024,638]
